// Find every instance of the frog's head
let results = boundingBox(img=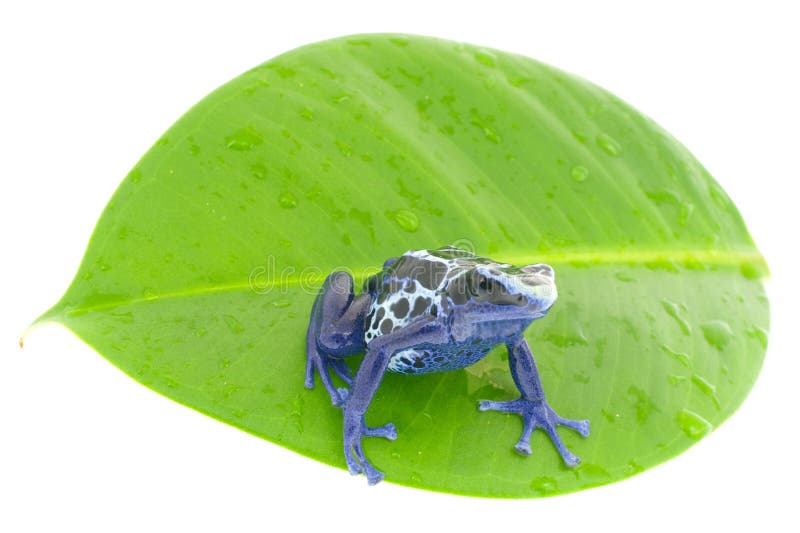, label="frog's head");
[447,262,557,319]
